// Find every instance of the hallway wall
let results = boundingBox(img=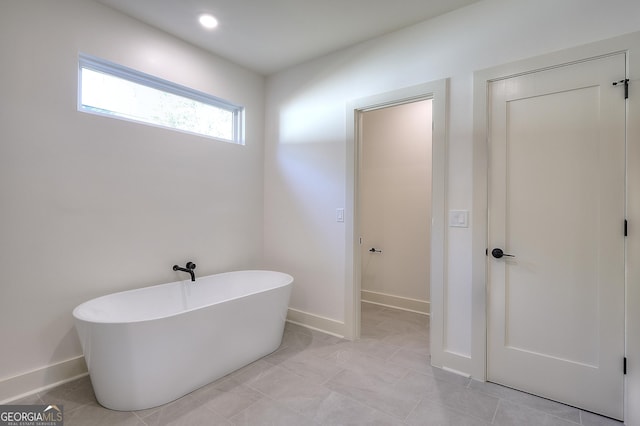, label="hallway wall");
[360,101,432,312]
